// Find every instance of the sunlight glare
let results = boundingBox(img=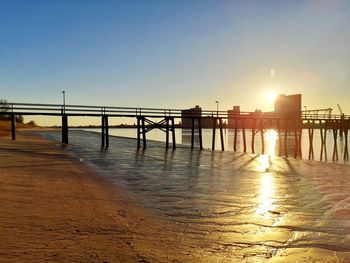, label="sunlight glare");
[266,91,277,103]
